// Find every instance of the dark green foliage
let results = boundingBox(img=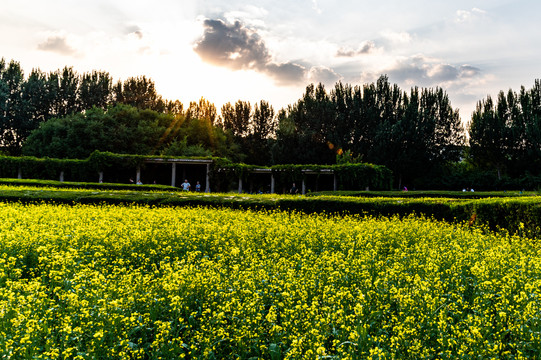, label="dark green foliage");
[272,76,465,189]
[0,151,218,183]
[468,80,541,179]
[307,190,538,198]
[0,58,187,155]
[219,162,393,191]
[0,178,180,192]
[0,59,26,154]
[5,53,540,191]
[21,105,240,160]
